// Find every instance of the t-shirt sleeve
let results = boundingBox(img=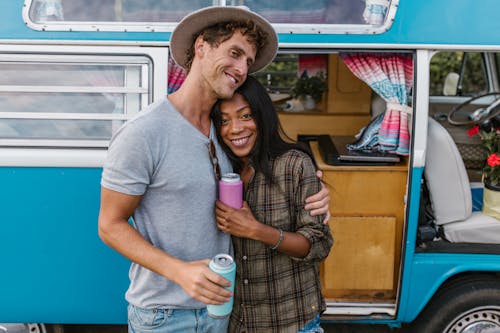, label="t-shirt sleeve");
[101,121,154,196]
